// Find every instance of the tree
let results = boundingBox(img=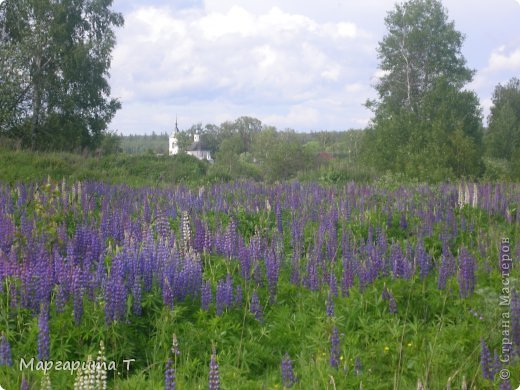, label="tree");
[252,129,313,182]
[364,0,483,180]
[0,0,123,150]
[375,0,472,112]
[485,78,520,161]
